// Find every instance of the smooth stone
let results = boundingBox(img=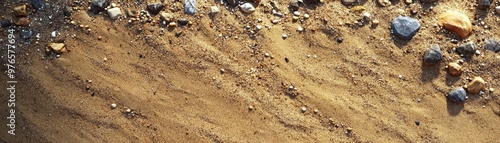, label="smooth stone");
[14,17,30,26]
[30,0,46,10]
[377,0,391,7]
[391,16,420,40]
[467,77,486,94]
[20,30,33,39]
[496,6,500,14]
[210,6,219,15]
[456,42,476,57]
[290,0,299,8]
[107,7,122,20]
[438,11,472,38]
[160,12,173,22]
[14,5,28,17]
[448,87,466,103]
[1,19,12,27]
[423,44,443,66]
[485,39,500,52]
[342,0,356,6]
[91,0,110,14]
[447,62,463,77]
[178,18,189,26]
[147,3,165,15]
[240,3,256,13]
[184,0,196,15]
[48,43,67,54]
